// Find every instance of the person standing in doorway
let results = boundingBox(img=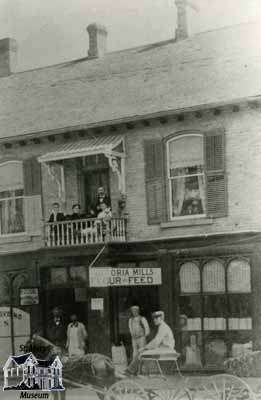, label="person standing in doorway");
[128,306,150,360]
[66,314,88,357]
[95,187,111,215]
[46,307,66,351]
